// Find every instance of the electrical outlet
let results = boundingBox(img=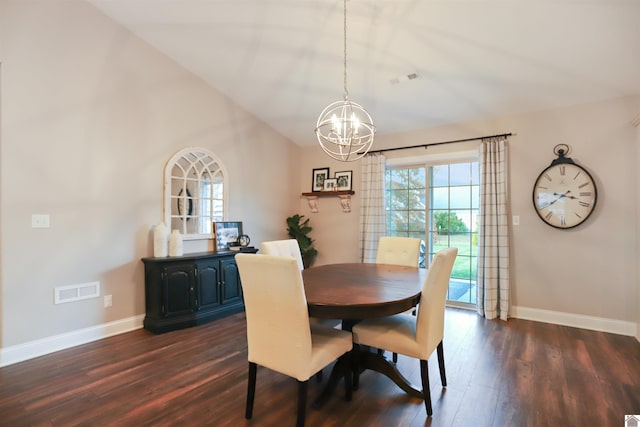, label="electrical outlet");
[104,294,112,308]
[32,214,50,228]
